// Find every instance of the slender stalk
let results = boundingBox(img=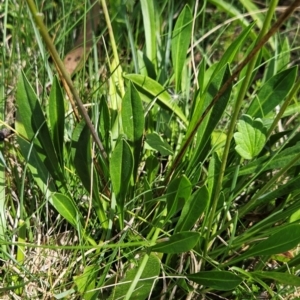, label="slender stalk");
[100,0,125,98]
[25,0,108,163]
